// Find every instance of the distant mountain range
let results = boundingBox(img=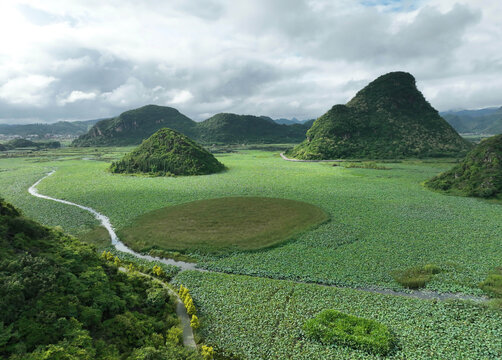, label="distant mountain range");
[274,118,314,126]
[72,105,313,146]
[441,107,502,134]
[0,119,101,138]
[3,103,500,144]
